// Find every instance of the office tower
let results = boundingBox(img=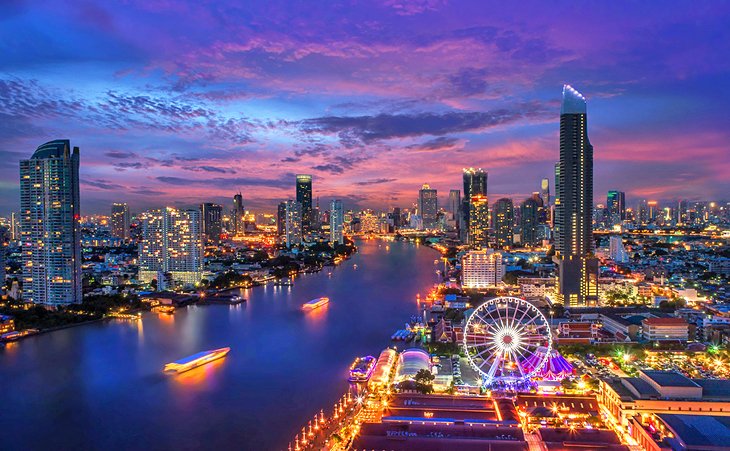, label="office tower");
[468,194,489,247]
[418,183,438,229]
[232,192,244,235]
[554,85,598,307]
[493,198,514,249]
[461,249,505,289]
[19,140,82,306]
[637,199,649,225]
[111,203,130,240]
[296,174,313,233]
[520,197,540,247]
[609,235,629,263]
[10,212,20,242]
[448,190,461,220]
[647,201,658,223]
[462,168,487,240]
[201,203,223,244]
[360,210,379,234]
[138,207,203,286]
[276,202,287,236]
[330,199,344,245]
[606,190,625,227]
[541,178,550,206]
[390,207,402,230]
[283,200,303,246]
